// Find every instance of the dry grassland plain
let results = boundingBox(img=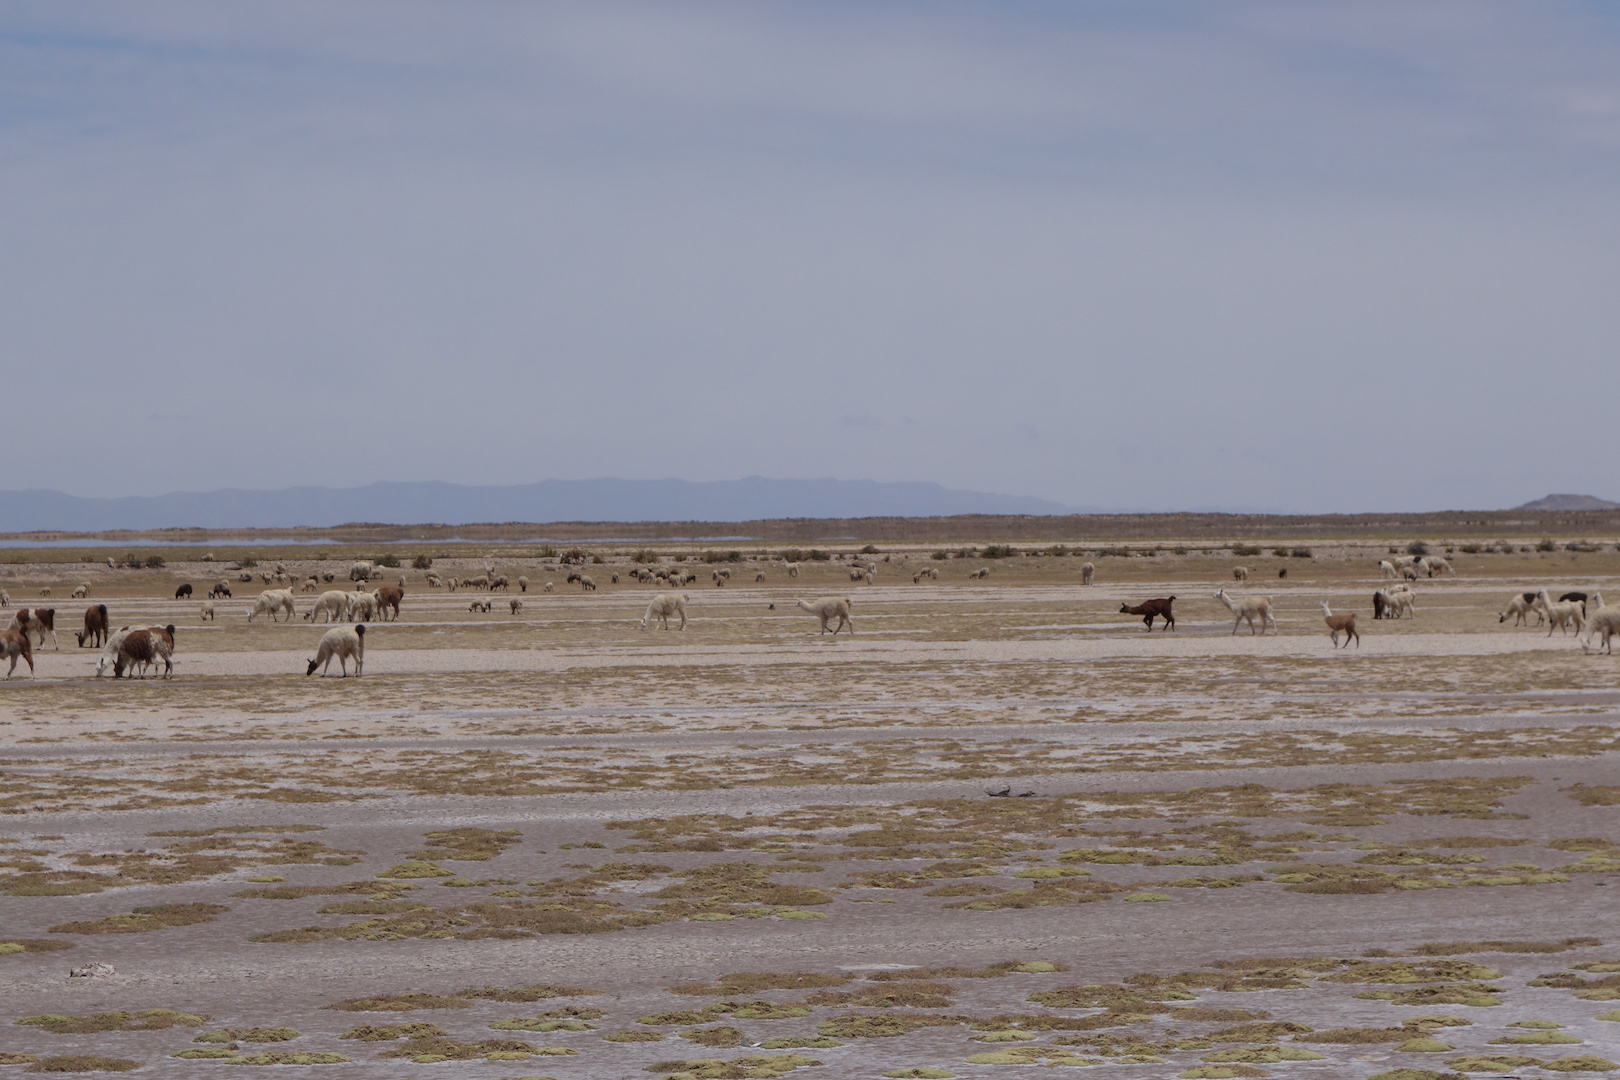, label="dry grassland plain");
[1,536,1618,1079]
